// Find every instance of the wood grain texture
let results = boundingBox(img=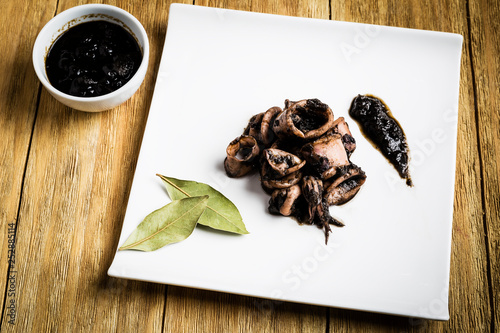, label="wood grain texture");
[0,0,58,327]
[0,0,497,332]
[161,1,331,332]
[164,287,326,333]
[469,0,500,331]
[0,0,187,331]
[329,0,491,332]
